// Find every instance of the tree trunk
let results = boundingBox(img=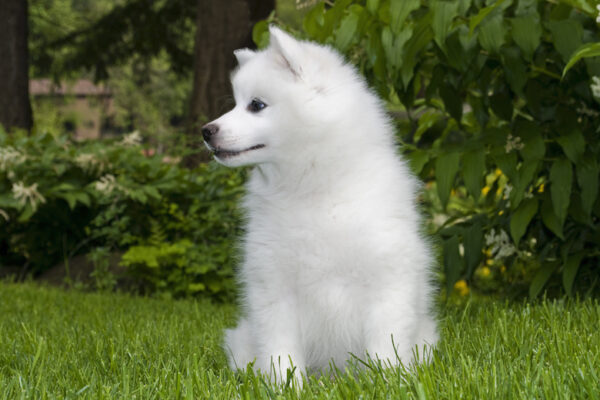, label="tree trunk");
[0,0,32,133]
[184,0,274,167]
